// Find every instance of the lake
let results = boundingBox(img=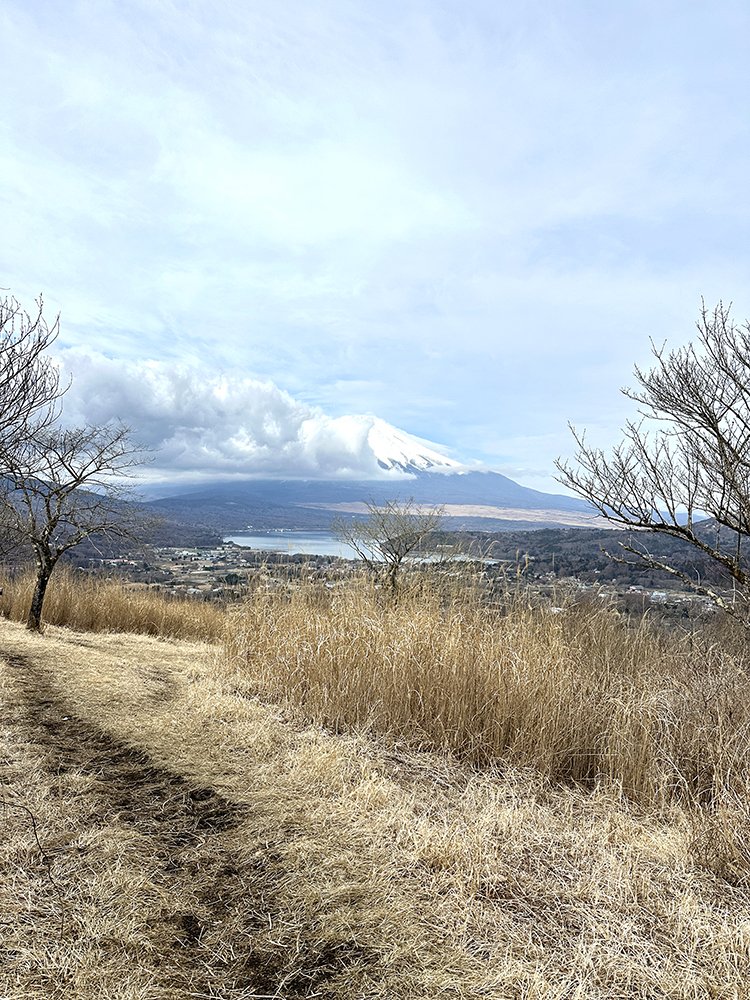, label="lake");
[224,531,495,563]
[223,530,354,558]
